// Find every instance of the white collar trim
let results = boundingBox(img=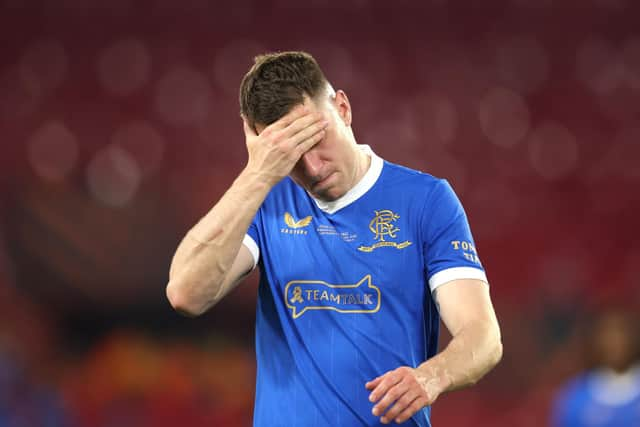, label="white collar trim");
[588,364,640,406]
[311,145,383,214]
